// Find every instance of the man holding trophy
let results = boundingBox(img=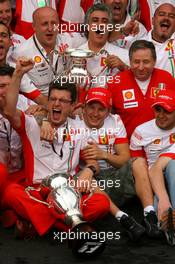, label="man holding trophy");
[1,58,110,257]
